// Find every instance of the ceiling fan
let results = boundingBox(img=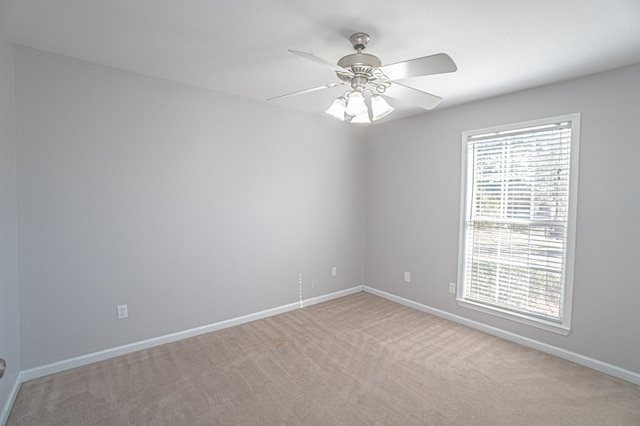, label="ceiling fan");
[268,32,457,123]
